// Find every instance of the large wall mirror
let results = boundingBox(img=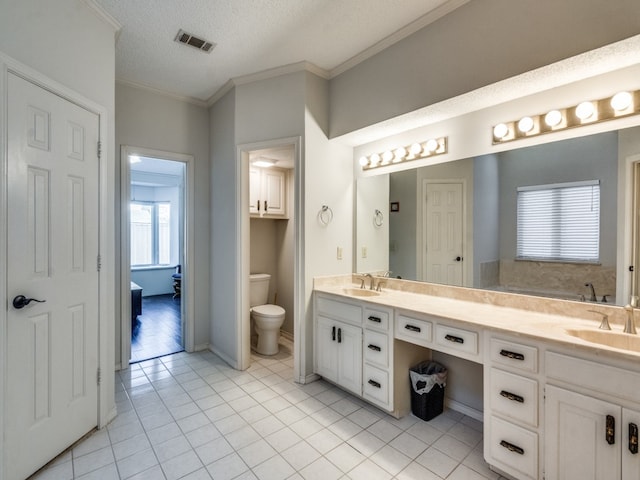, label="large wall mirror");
[356,126,640,306]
